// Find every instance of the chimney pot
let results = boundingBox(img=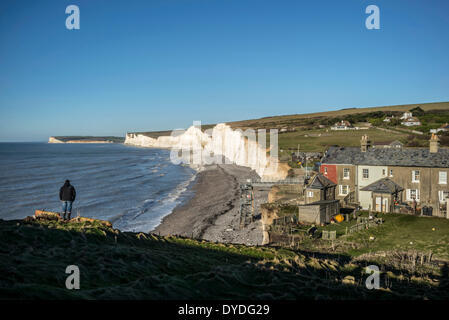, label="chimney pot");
[429,133,439,153]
